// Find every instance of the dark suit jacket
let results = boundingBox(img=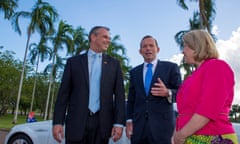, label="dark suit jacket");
[127,60,182,143]
[53,52,125,141]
